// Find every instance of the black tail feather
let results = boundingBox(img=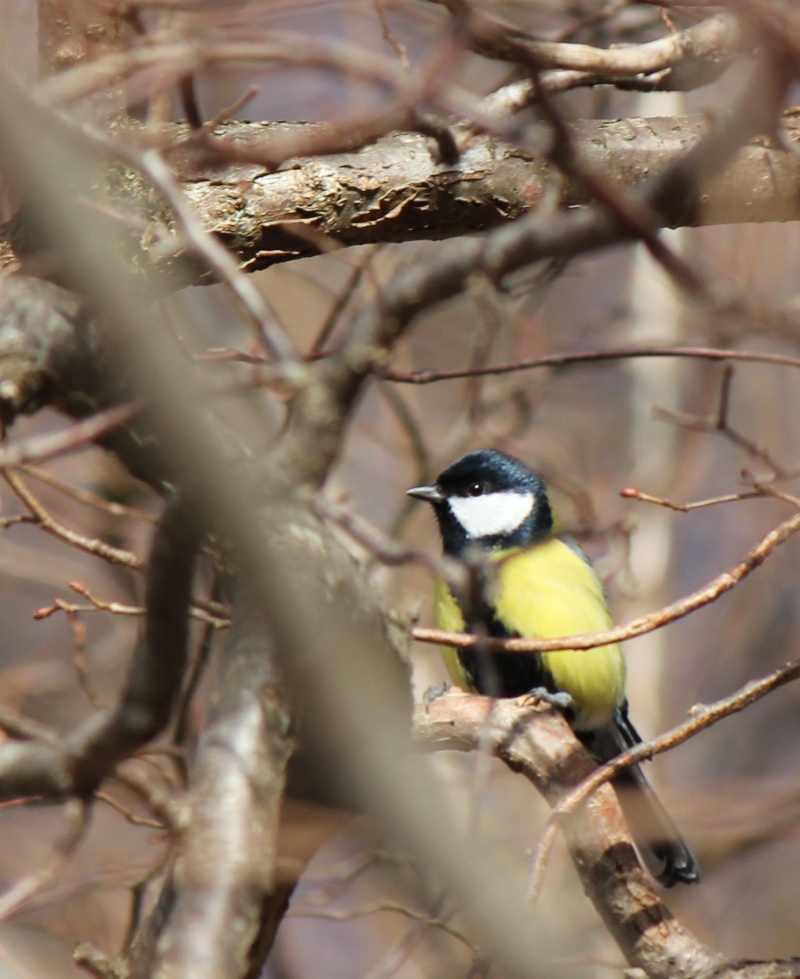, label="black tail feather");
[581,704,700,888]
